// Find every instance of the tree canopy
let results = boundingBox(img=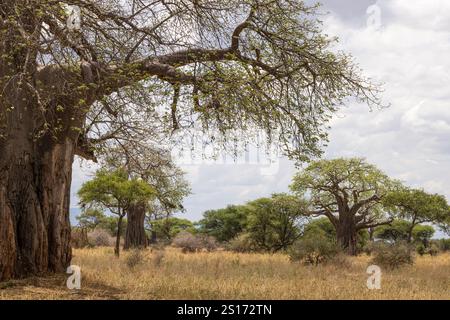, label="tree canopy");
[150,217,196,242]
[243,193,307,251]
[383,187,450,242]
[197,205,249,242]
[374,219,435,246]
[1,0,382,164]
[78,168,155,255]
[78,168,155,214]
[290,158,400,254]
